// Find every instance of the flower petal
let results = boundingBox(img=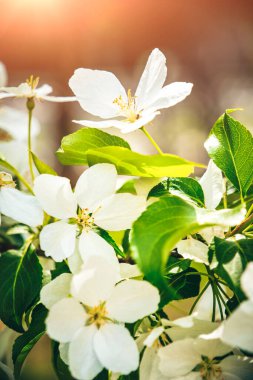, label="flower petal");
[46,298,85,343]
[0,188,44,227]
[120,111,159,133]
[107,279,159,323]
[94,323,139,374]
[194,337,231,359]
[135,48,167,111]
[59,343,69,365]
[94,193,146,231]
[42,95,77,102]
[74,164,117,212]
[140,347,168,380]
[40,221,76,261]
[0,62,7,87]
[176,238,209,265]
[40,273,72,309]
[199,160,224,210]
[35,84,53,96]
[69,325,103,380]
[146,82,193,112]
[71,256,118,306]
[241,262,253,301]
[34,174,77,219]
[158,338,201,377]
[79,230,119,267]
[220,355,253,380]
[69,68,127,118]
